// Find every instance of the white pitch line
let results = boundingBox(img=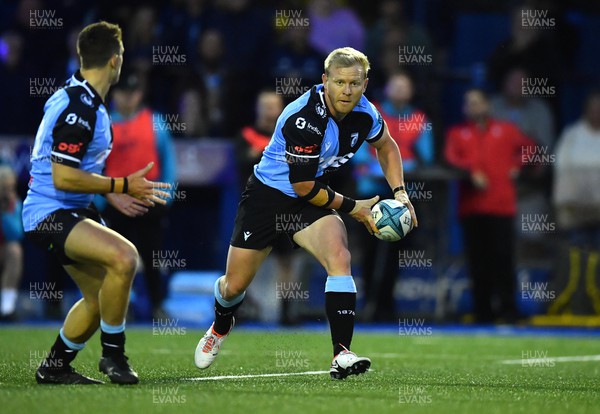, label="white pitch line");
[186,371,330,381]
[500,354,600,364]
